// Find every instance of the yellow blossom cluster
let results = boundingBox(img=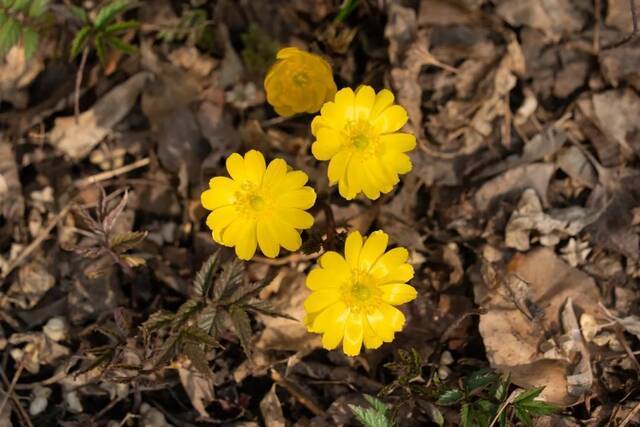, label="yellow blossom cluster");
[201,47,418,356]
